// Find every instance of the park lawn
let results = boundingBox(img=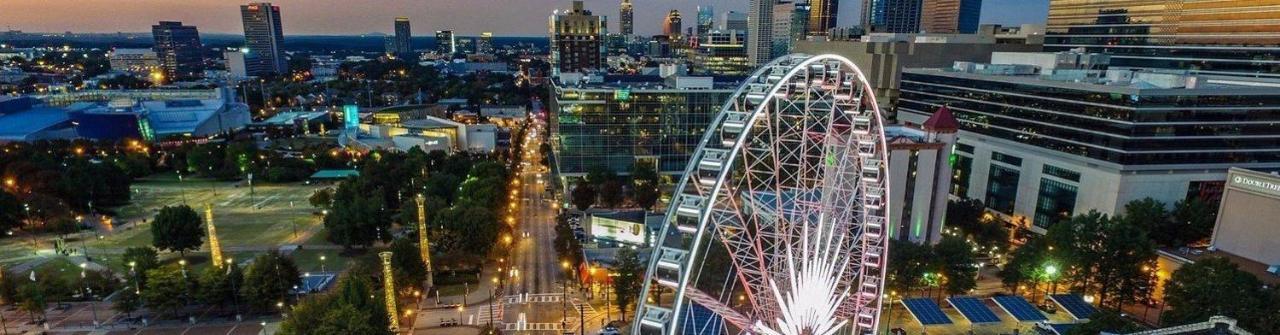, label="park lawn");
[289,248,355,274]
[33,257,88,284]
